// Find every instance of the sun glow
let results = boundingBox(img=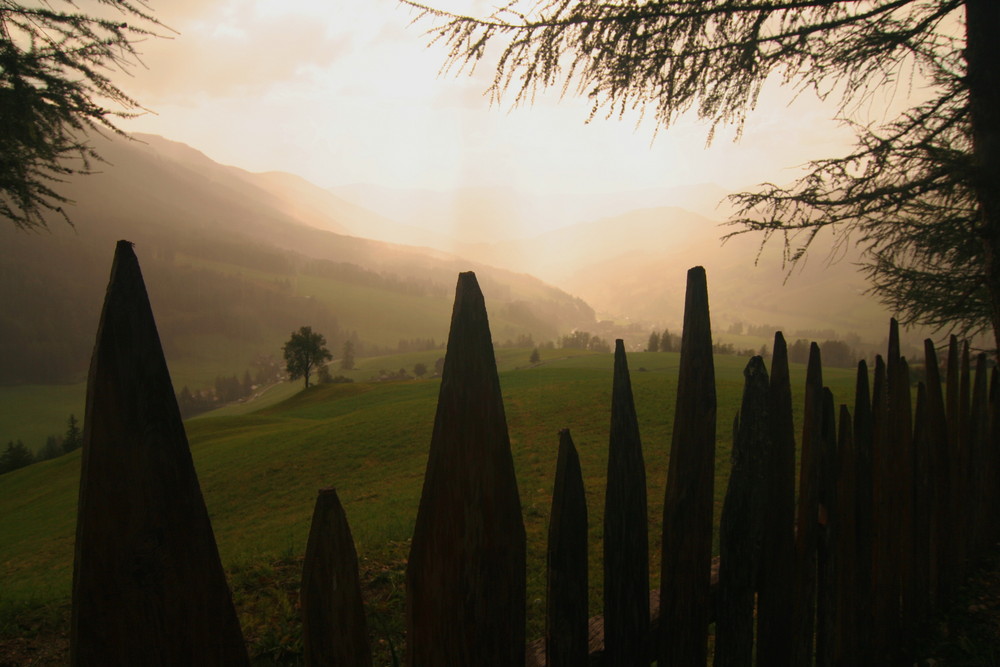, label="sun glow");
[119,0,856,207]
